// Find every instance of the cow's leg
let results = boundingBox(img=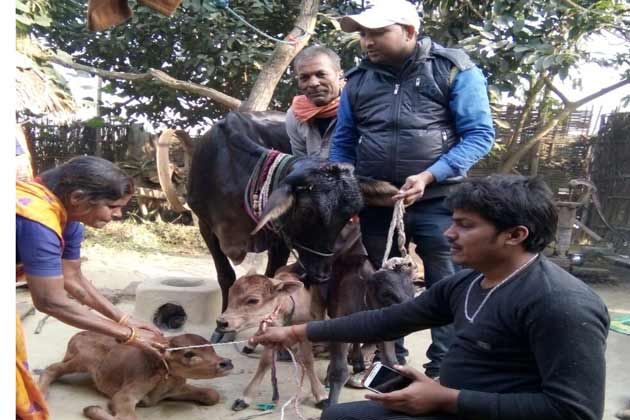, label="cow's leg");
[377,341,398,367]
[264,240,290,278]
[38,356,86,397]
[232,347,274,411]
[297,341,328,409]
[199,220,236,342]
[319,341,349,409]
[348,343,366,374]
[164,383,220,405]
